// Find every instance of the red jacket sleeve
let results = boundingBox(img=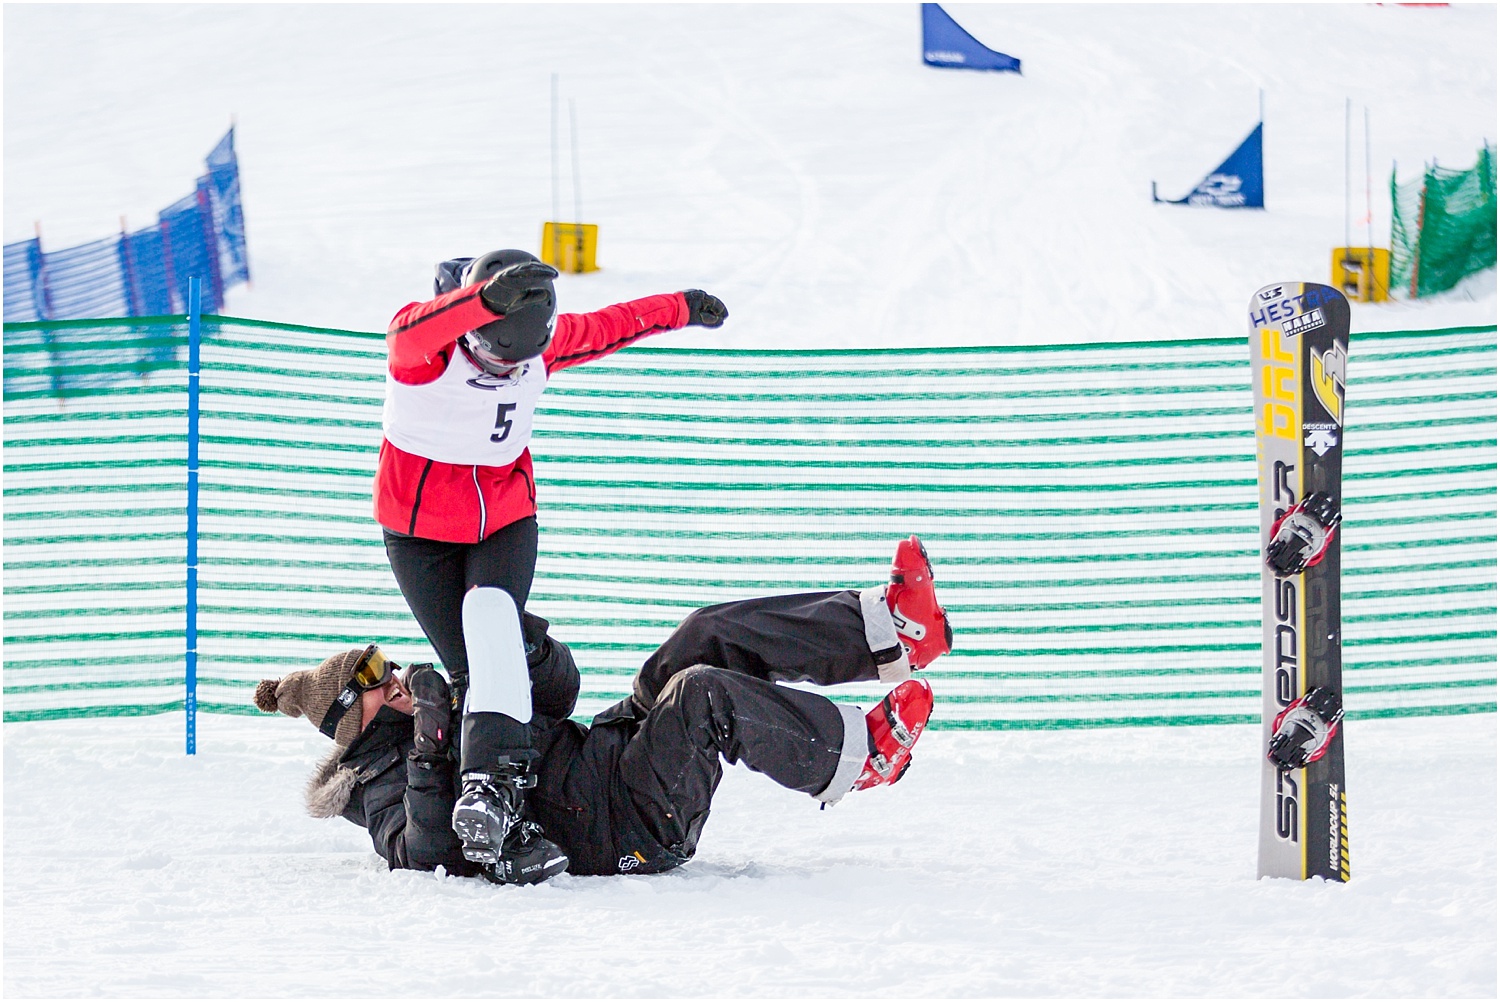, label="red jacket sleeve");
[385,283,499,384]
[543,293,689,375]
